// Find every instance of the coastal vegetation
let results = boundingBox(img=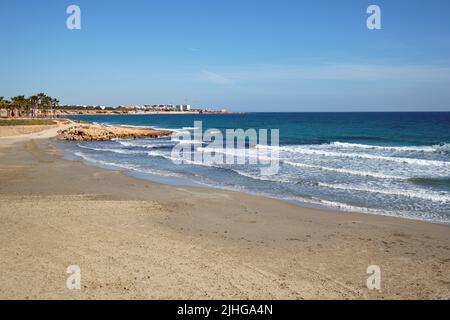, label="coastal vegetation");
[0,119,56,126]
[0,93,59,118]
[1,94,229,117]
